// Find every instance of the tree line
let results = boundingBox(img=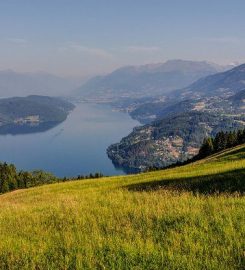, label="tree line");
[198,128,245,159]
[0,164,104,194]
